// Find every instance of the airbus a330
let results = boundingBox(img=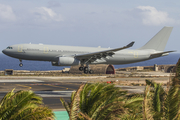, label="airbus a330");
[2,27,175,74]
